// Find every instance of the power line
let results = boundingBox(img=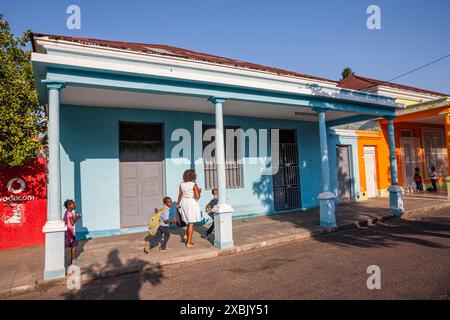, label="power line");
[386,54,450,82]
[360,53,450,91]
